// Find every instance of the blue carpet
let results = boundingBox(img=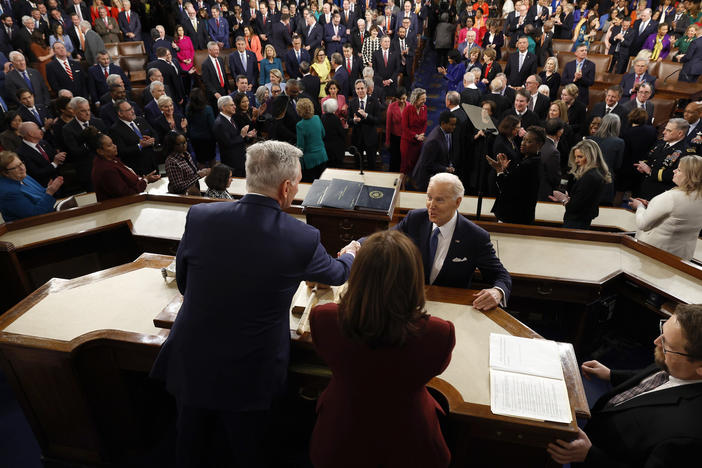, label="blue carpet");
[411,45,445,135]
[0,370,42,468]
